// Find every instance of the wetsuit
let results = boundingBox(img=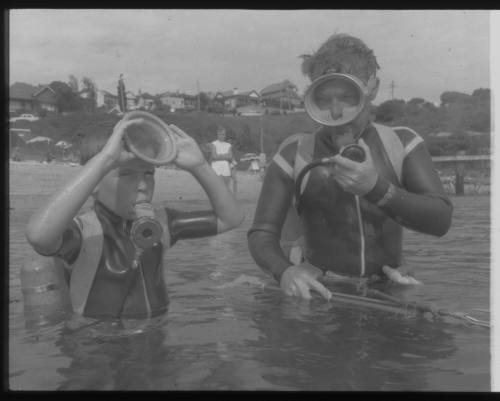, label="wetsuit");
[46,200,217,319]
[248,123,452,283]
